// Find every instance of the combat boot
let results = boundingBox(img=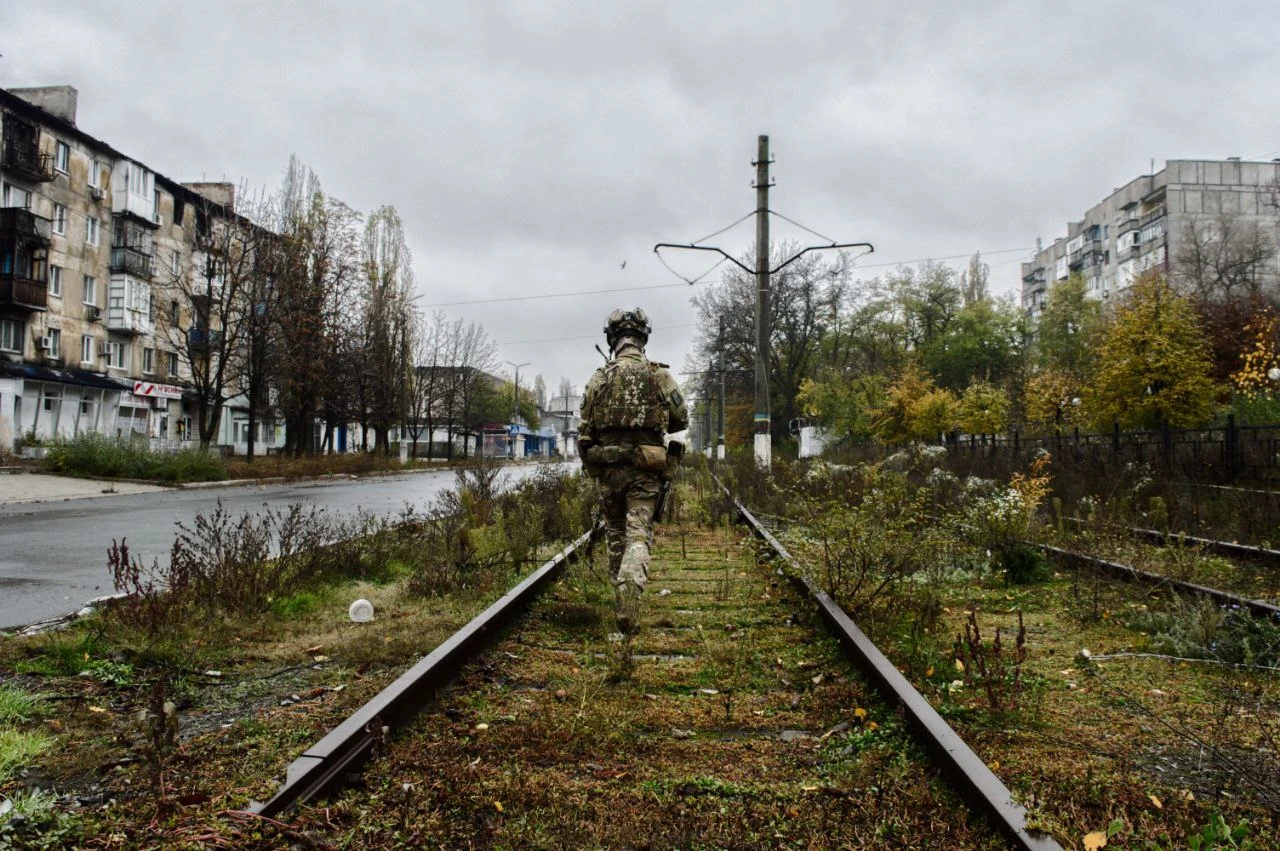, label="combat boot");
[615,581,642,636]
